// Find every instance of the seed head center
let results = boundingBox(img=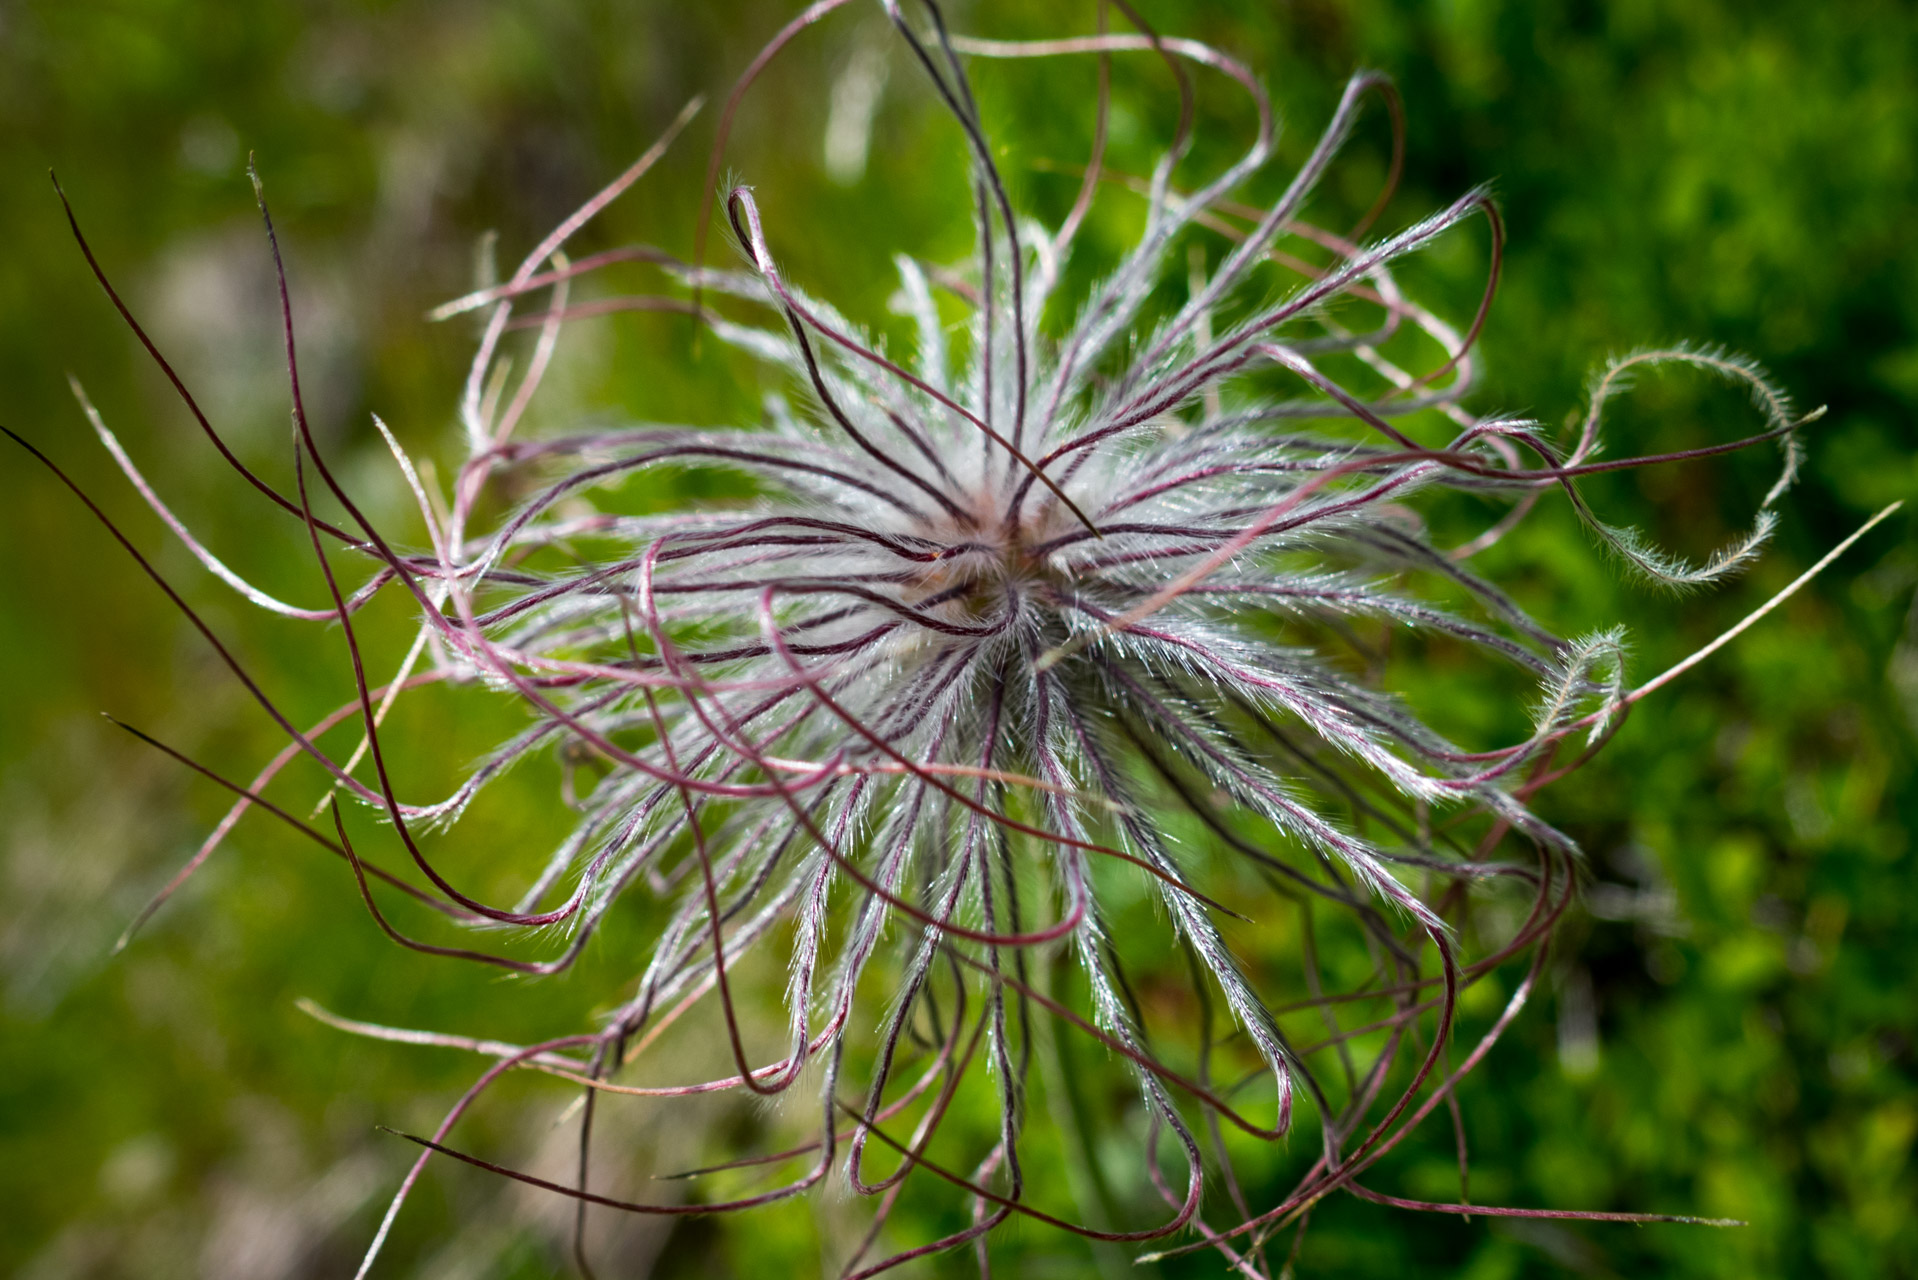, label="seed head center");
[904,484,1079,620]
